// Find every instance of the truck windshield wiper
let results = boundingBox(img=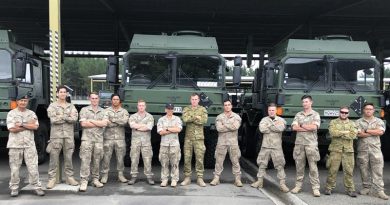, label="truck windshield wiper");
[335,71,356,94]
[178,68,200,90]
[305,74,325,93]
[147,69,169,89]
